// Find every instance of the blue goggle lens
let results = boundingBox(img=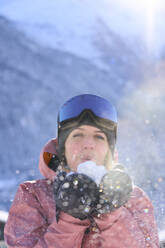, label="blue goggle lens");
[58,94,117,124]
